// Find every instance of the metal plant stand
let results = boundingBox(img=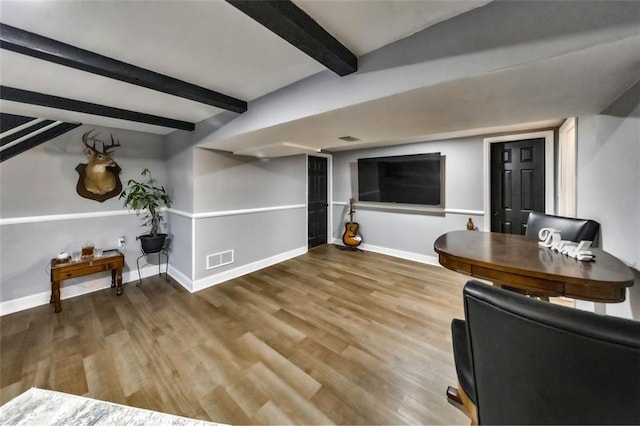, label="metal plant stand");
[136,247,170,287]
